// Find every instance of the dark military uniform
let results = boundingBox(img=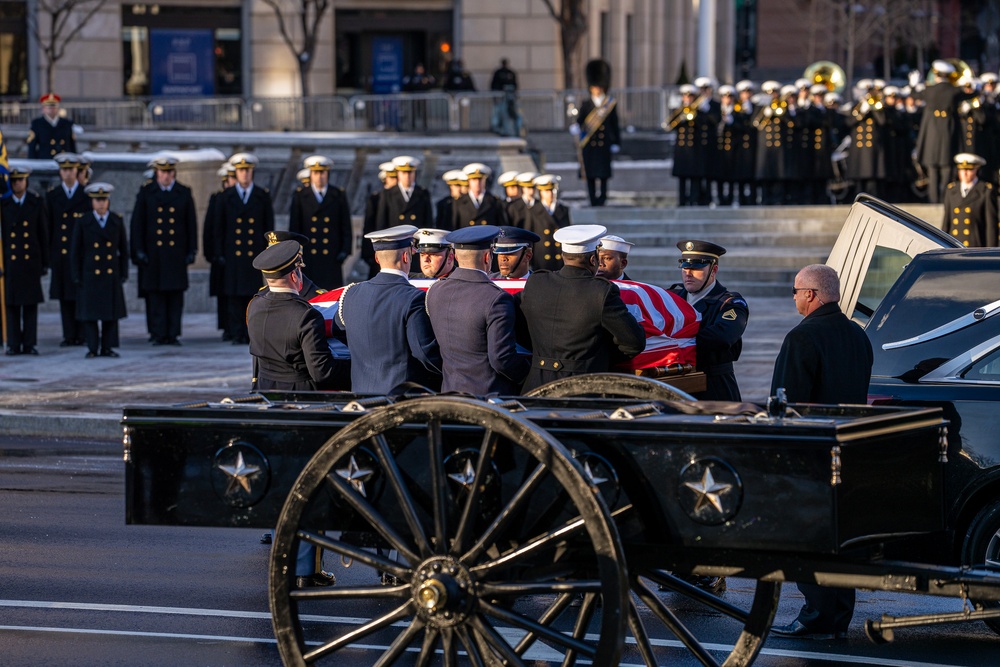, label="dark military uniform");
[523,202,570,272]
[846,104,888,198]
[671,108,707,206]
[2,190,49,354]
[362,189,384,279]
[435,195,455,229]
[577,96,621,206]
[717,101,755,206]
[27,116,75,159]
[518,265,646,393]
[376,185,434,233]
[943,180,998,247]
[202,187,229,336]
[289,185,352,289]
[915,82,978,202]
[451,192,507,228]
[45,182,90,344]
[754,103,790,205]
[802,103,835,204]
[130,181,198,344]
[505,197,528,227]
[70,211,128,355]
